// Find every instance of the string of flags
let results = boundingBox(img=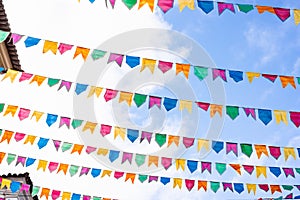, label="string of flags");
[0,177,31,194]
[0,128,299,163]
[2,30,300,89]
[1,130,299,178]
[1,71,300,127]
[1,151,299,194]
